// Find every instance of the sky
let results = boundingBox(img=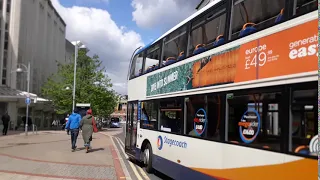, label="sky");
[51,0,199,95]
